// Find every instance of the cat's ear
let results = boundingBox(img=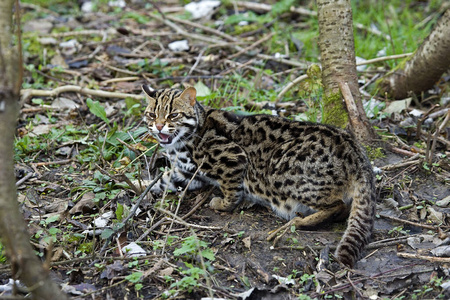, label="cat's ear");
[142,85,157,102]
[180,87,197,106]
